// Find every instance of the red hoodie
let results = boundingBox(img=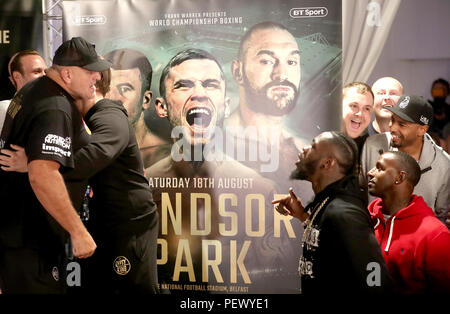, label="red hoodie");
[368,195,450,293]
